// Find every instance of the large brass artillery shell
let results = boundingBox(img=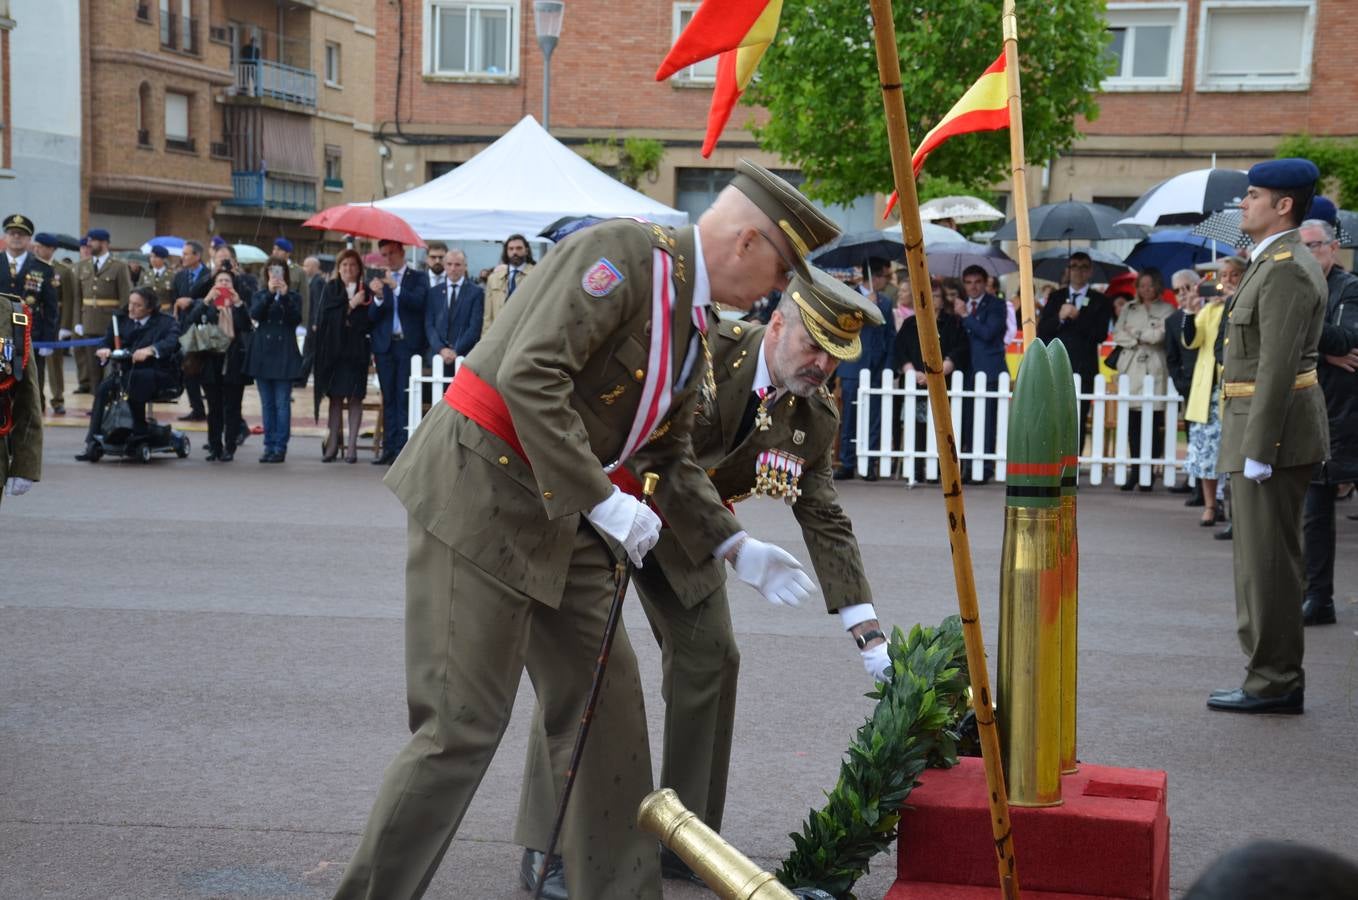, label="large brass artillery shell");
[1047,339,1081,775]
[638,788,796,899]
